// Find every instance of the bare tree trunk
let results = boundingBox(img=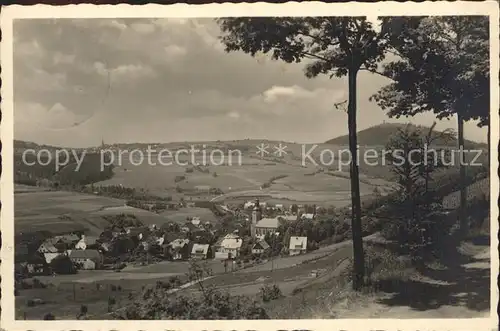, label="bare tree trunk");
[457,112,467,235]
[487,122,490,169]
[347,68,365,290]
